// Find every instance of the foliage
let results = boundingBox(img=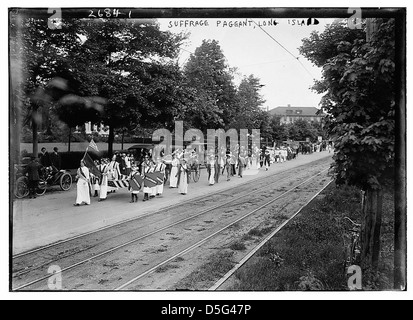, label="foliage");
[183,40,238,131]
[71,19,187,155]
[230,75,266,130]
[299,20,396,190]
